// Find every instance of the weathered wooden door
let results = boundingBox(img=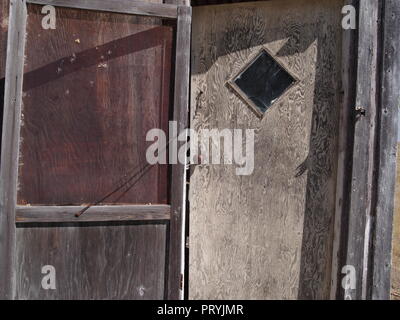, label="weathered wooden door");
[0,0,190,299]
[189,0,344,299]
